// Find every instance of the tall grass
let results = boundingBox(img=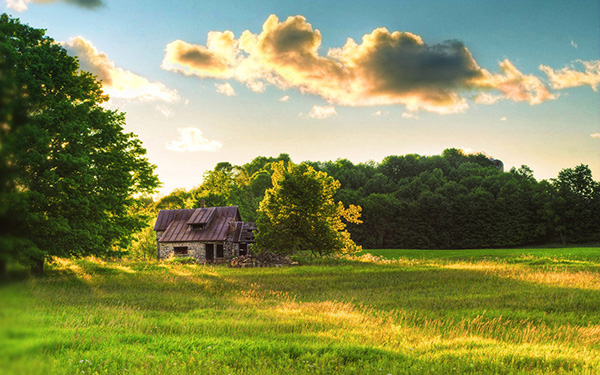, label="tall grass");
[1,248,599,374]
